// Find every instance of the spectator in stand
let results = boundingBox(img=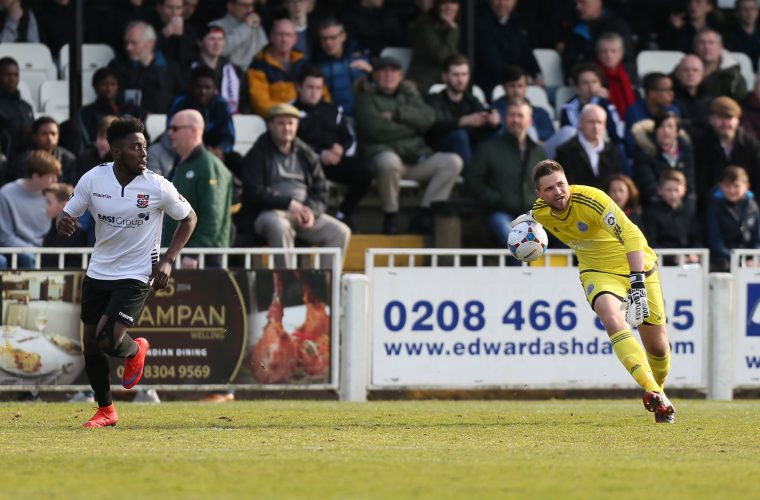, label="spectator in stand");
[79,67,147,147]
[148,0,197,69]
[624,73,680,157]
[193,24,247,115]
[631,111,696,207]
[35,0,72,59]
[247,18,328,117]
[406,0,460,94]
[492,65,555,142]
[560,63,624,147]
[341,0,406,57]
[167,65,236,162]
[238,103,351,268]
[473,0,541,99]
[605,173,643,228]
[293,66,372,231]
[556,103,623,190]
[561,0,635,80]
[694,28,748,101]
[741,75,760,140]
[108,21,180,114]
[0,0,39,43]
[285,0,315,58]
[0,57,33,183]
[354,56,463,235]
[0,151,60,268]
[705,165,760,271]
[464,98,545,250]
[695,96,760,206]
[312,18,371,117]
[182,0,200,27]
[147,133,175,178]
[595,32,638,120]
[642,169,701,265]
[163,109,232,269]
[41,182,89,268]
[425,54,500,170]
[76,115,116,182]
[725,0,760,72]
[673,54,712,142]
[660,0,722,54]
[210,0,268,71]
[15,116,77,184]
